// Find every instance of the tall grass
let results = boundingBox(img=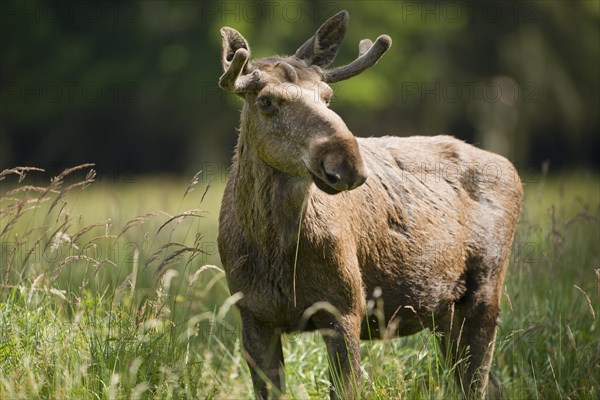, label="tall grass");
[0,166,598,399]
[0,165,244,399]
